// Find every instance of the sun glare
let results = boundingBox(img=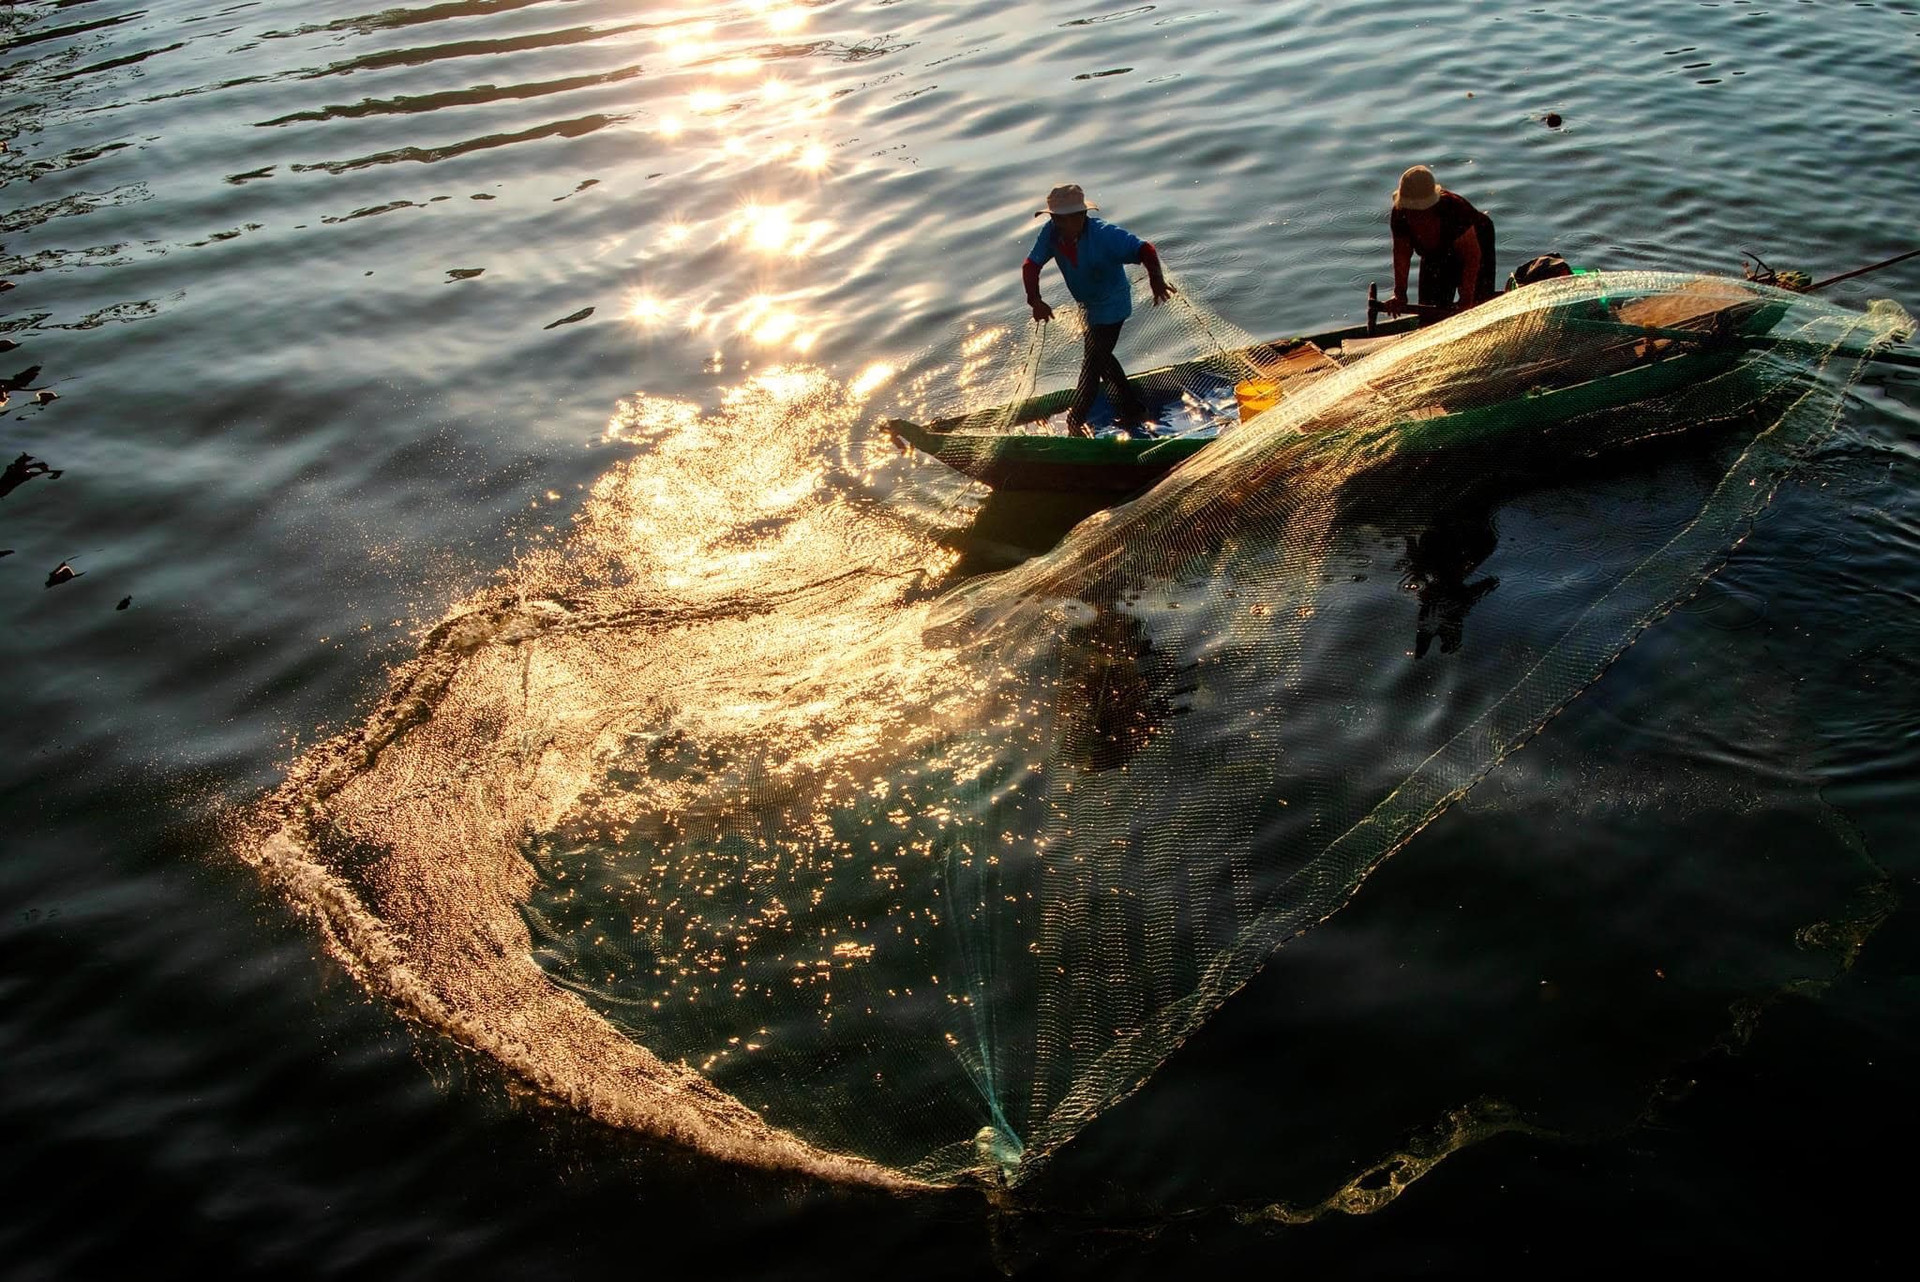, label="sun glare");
[628,292,665,325]
[731,201,829,257]
[849,363,896,399]
[732,294,818,352]
[752,311,799,344]
[658,32,711,65]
